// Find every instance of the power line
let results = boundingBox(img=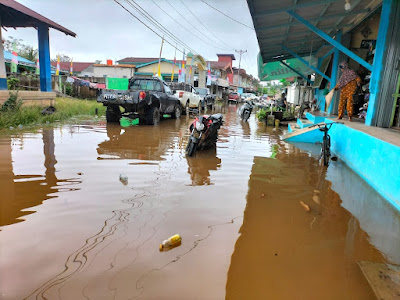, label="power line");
[113,0,186,54]
[200,0,255,31]
[124,0,197,55]
[165,0,231,51]
[150,0,207,51]
[178,0,235,50]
